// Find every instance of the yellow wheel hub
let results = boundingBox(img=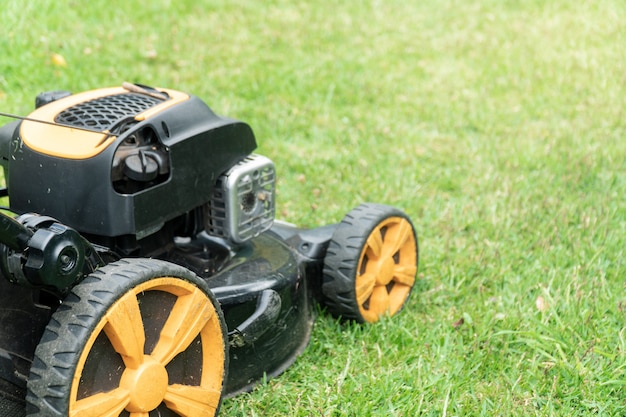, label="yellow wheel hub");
[121,356,169,412]
[356,216,417,323]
